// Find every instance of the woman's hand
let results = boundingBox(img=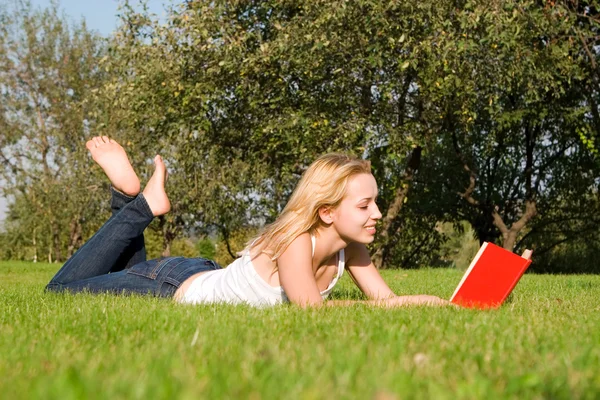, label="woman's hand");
[326,295,459,308]
[383,295,454,308]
